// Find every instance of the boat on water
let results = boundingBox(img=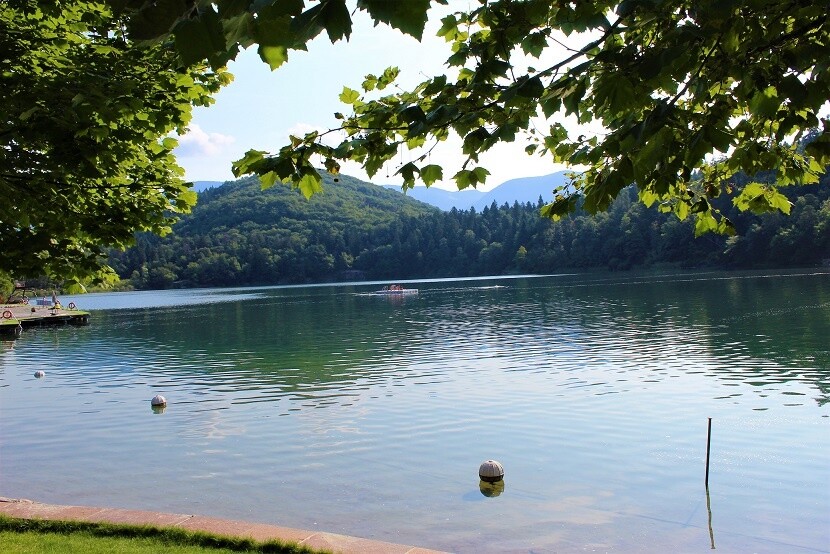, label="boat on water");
[372,285,418,295]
